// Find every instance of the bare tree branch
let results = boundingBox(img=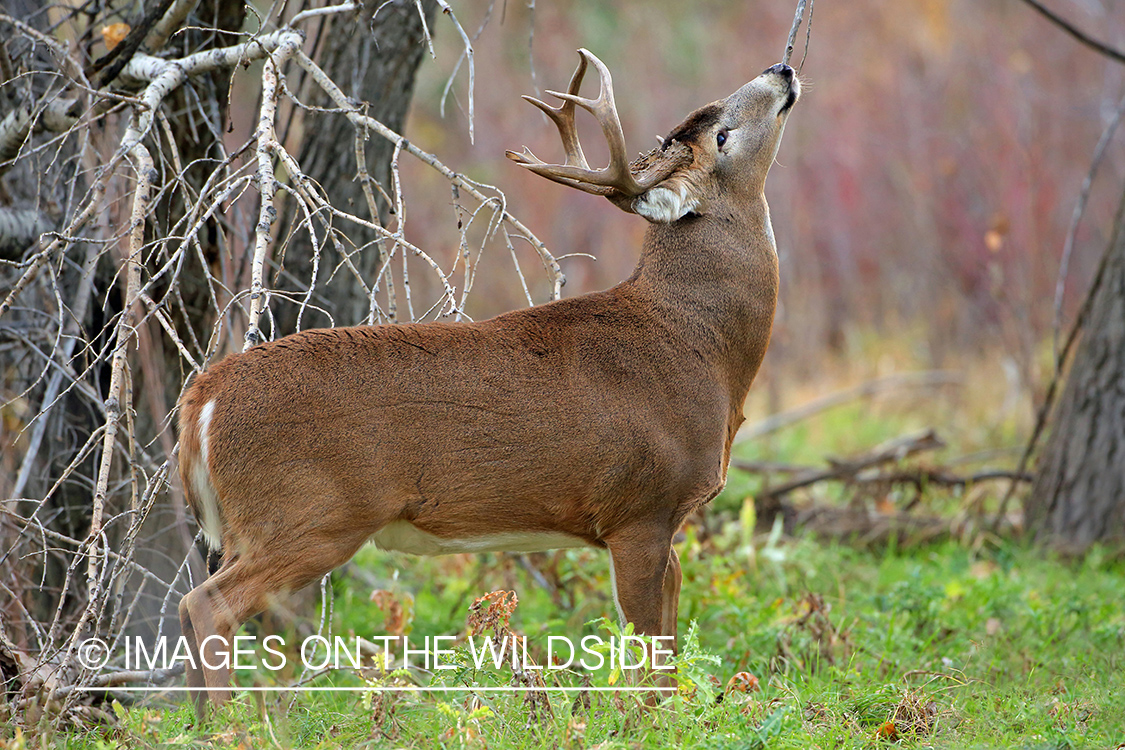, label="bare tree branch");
[1018,0,1125,65]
